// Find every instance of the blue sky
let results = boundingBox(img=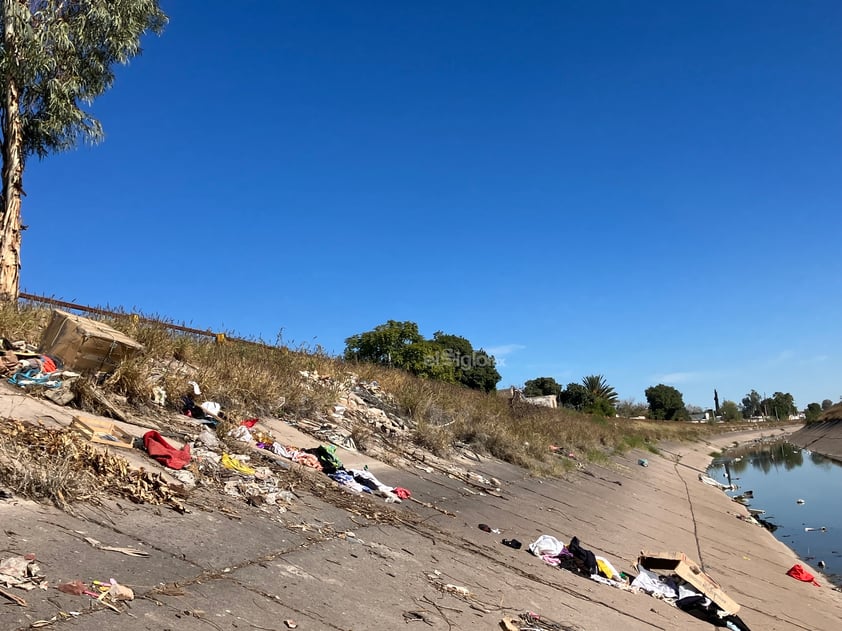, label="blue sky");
[21,1,842,410]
